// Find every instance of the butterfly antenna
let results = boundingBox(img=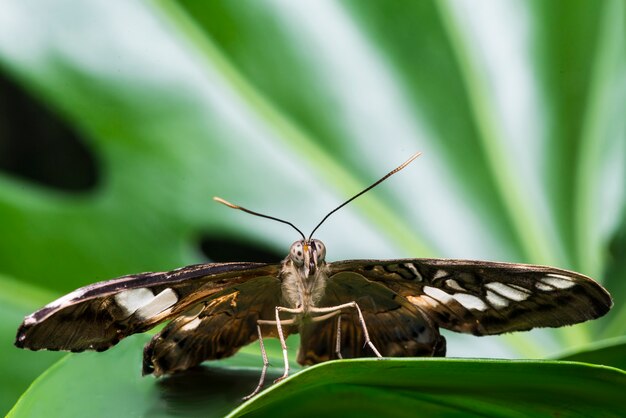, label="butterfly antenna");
[213,196,306,241]
[308,152,422,240]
